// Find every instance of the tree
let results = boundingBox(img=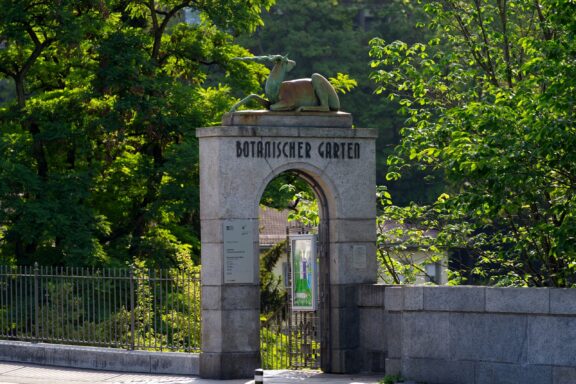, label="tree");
[370,0,576,286]
[237,0,441,203]
[0,0,272,267]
